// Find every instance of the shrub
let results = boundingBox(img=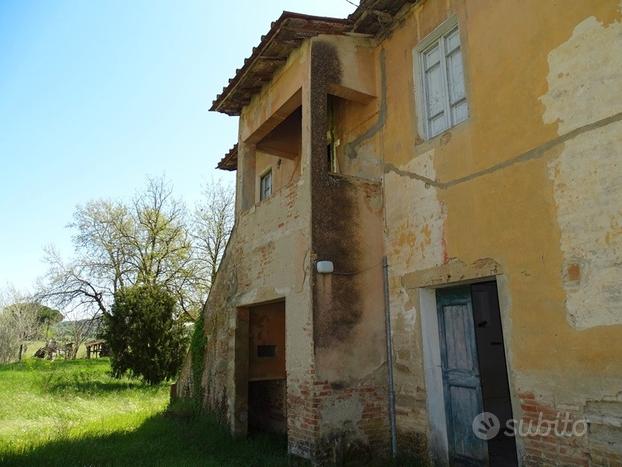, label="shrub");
[104,285,188,385]
[189,312,206,408]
